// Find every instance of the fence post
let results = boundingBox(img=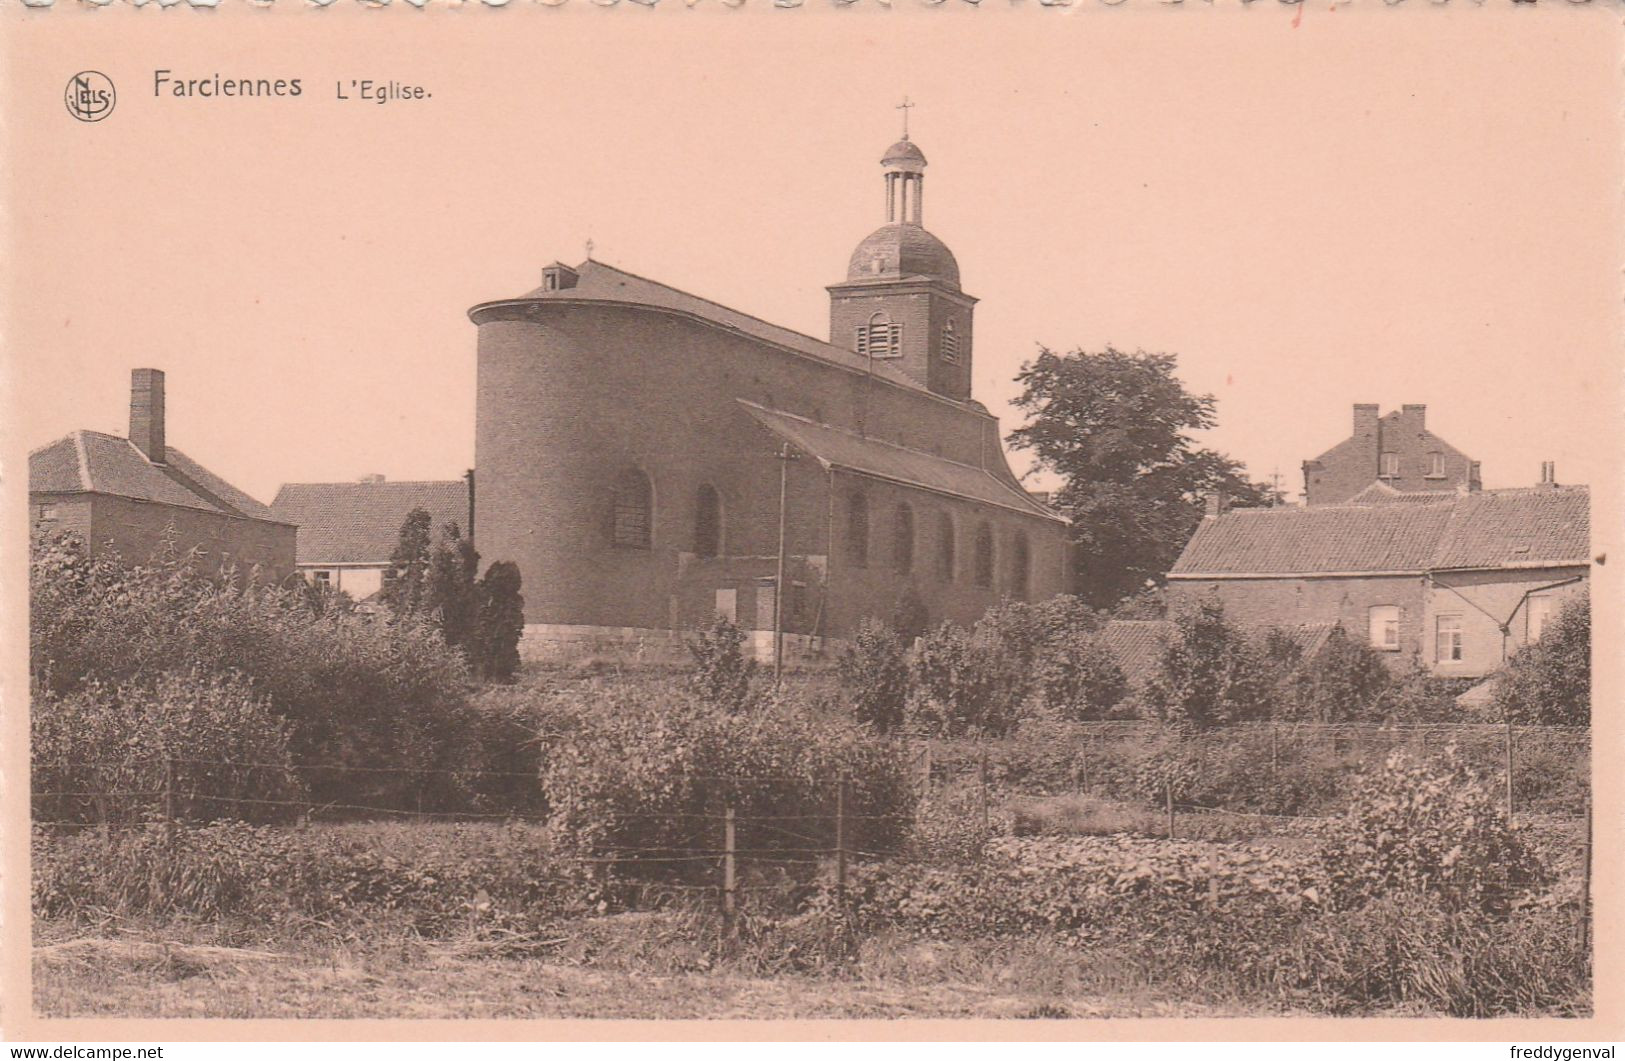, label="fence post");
[1269,723,1279,773]
[1165,777,1175,840]
[722,805,737,943]
[978,747,990,836]
[162,756,175,823]
[1504,718,1515,823]
[920,743,932,806]
[1582,791,1593,951]
[835,775,849,909]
